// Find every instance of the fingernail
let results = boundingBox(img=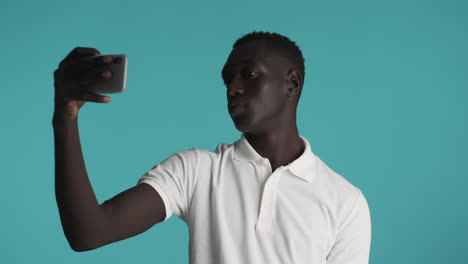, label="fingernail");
[102,71,111,79]
[103,56,112,63]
